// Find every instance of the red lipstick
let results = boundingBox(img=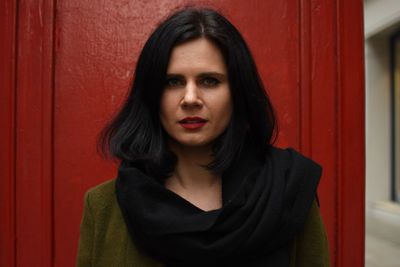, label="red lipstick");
[179,116,208,130]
